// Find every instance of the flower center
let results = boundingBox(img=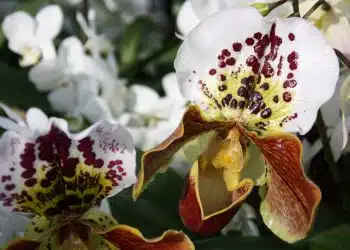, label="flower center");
[198,127,248,191]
